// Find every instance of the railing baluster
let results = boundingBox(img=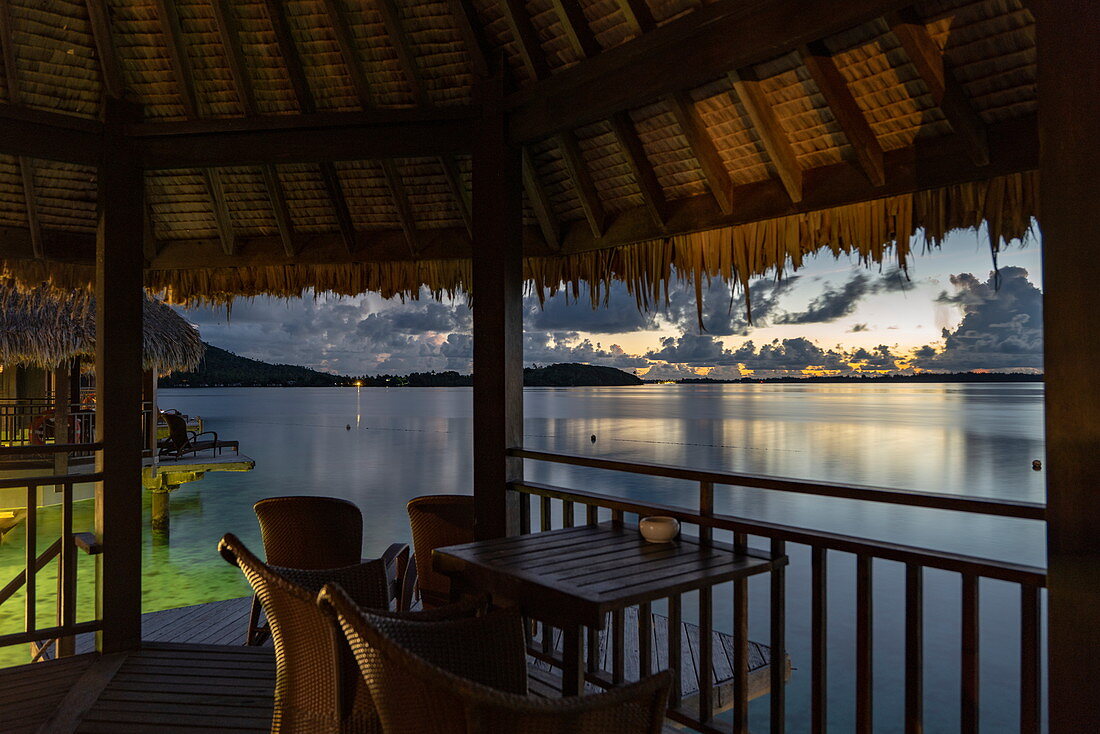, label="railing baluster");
[612,608,625,683]
[57,480,77,657]
[1020,584,1041,734]
[698,585,713,723]
[587,623,599,672]
[562,499,574,528]
[669,593,682,709]
[771,538,787,734]
[905,563,923,734]
[540,496,551,532]
[519,491,530,535]
[856,555,873,734]
[961,575,980,734]
[586,503,598,526]
[812,546,828,734]
[638,600,652,677]
[24,483,36,635]
[611,508,623,527]
[733,531,749,734]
